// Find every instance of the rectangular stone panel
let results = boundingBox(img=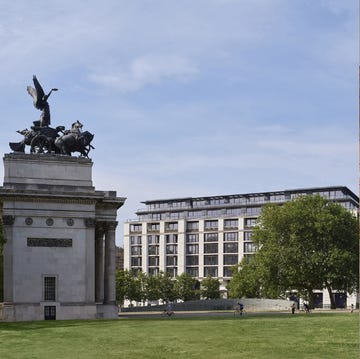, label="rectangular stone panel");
[27,238,72,247]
